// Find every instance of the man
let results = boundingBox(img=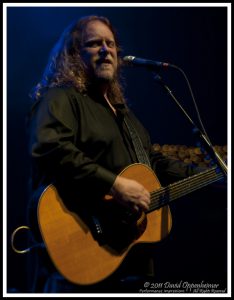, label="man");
[28,15,203,293]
